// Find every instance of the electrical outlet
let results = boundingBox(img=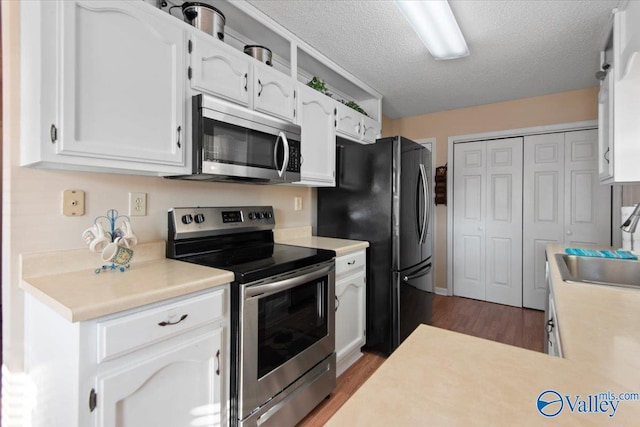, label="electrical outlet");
[129,192,147,216]
[294,196,303,211]
[62,190,85,216]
